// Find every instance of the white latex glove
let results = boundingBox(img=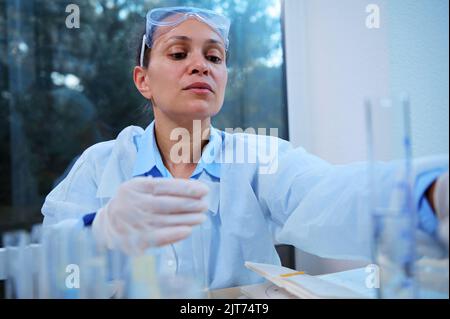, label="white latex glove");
[433,172,449,250]
[92,177,209,255]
